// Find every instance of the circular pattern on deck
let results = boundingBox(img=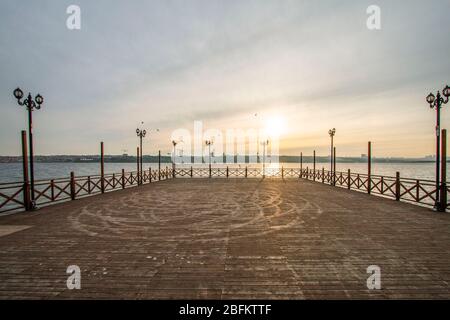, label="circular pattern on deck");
[68,180,323,242]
